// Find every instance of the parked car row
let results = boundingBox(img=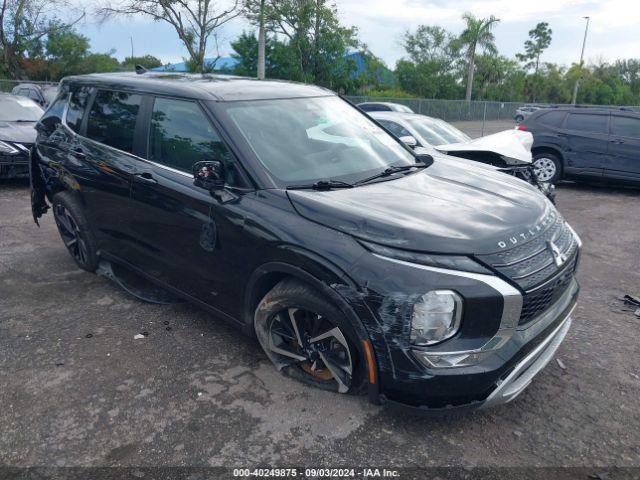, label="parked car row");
[0,93,43,179]
[356,101,640,188]
[364,109,554,201]
[29,72,580,413]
